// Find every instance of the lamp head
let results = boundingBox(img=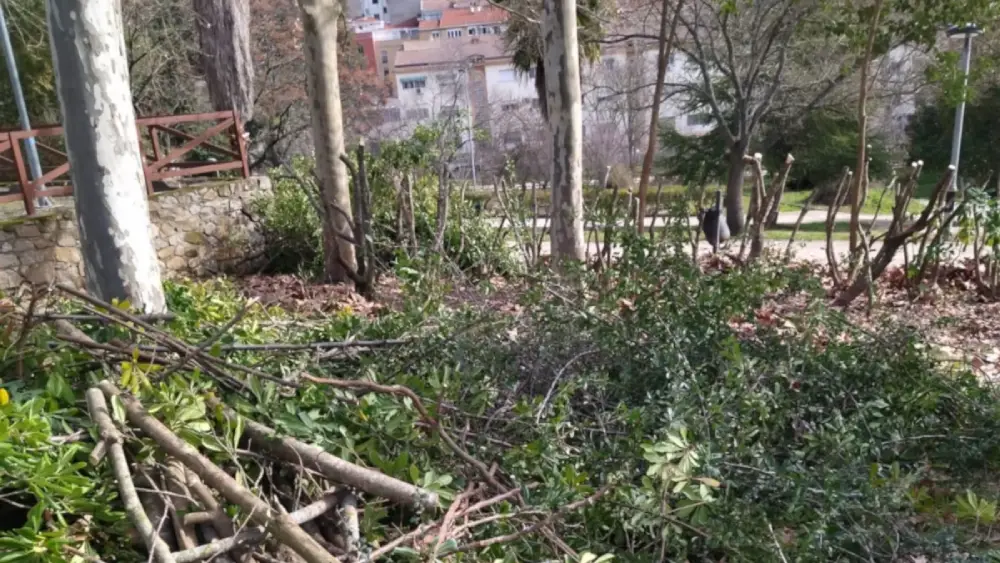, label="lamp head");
[947,23,983,39]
